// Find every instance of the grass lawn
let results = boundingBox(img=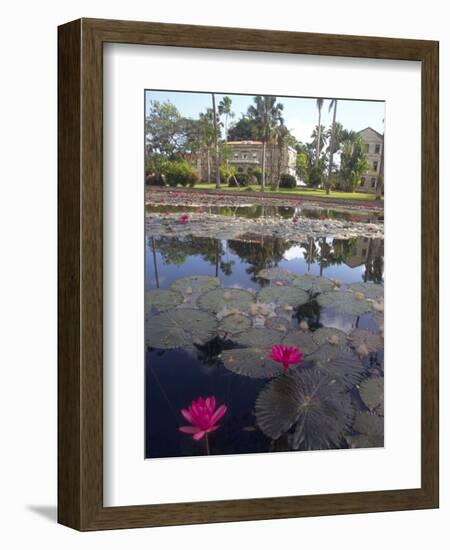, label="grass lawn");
[194,183,378,202]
